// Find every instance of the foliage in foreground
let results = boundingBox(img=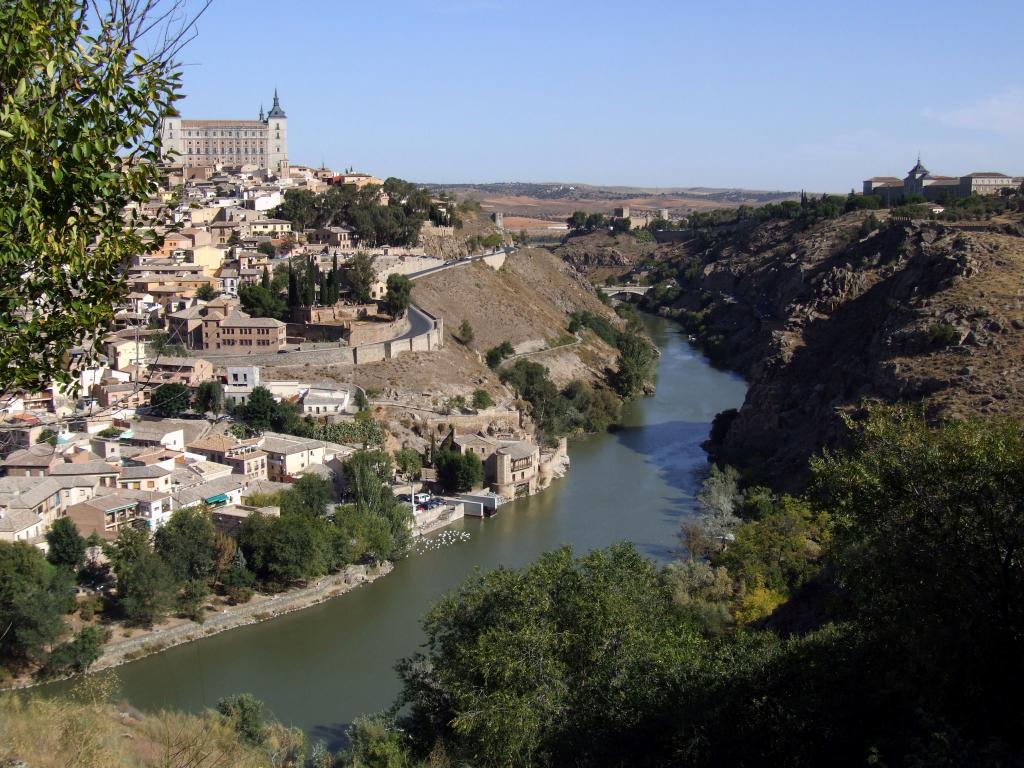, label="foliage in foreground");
[0,0,194,394]
[344,407,1024,767]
